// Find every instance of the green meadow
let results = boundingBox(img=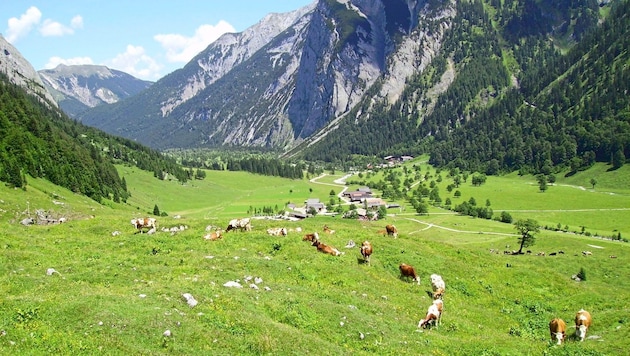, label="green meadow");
[1,160,629,355]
